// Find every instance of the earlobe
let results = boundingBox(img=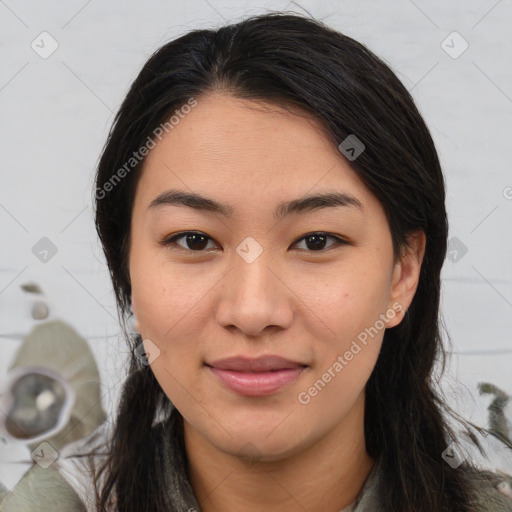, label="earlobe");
[386,230,426,328]
[130,296,141,334]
